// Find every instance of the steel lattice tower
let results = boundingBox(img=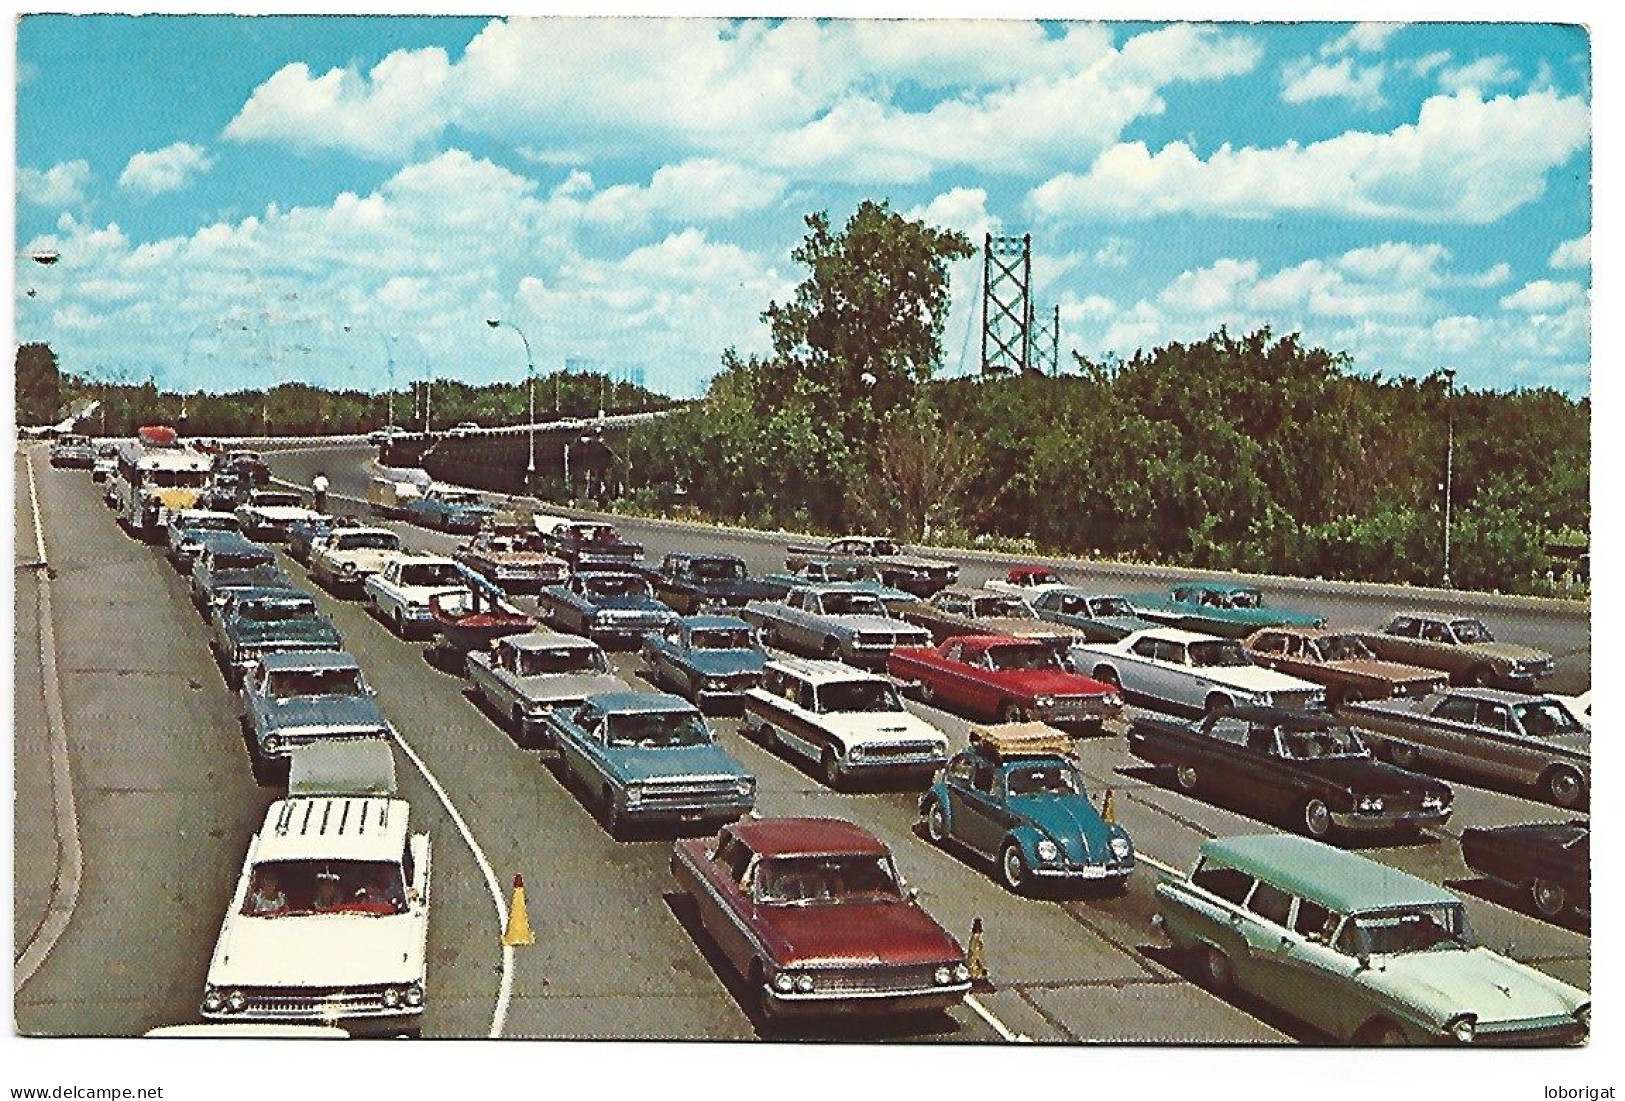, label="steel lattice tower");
[1031,304,1061,376]
[980,233,1032,375]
